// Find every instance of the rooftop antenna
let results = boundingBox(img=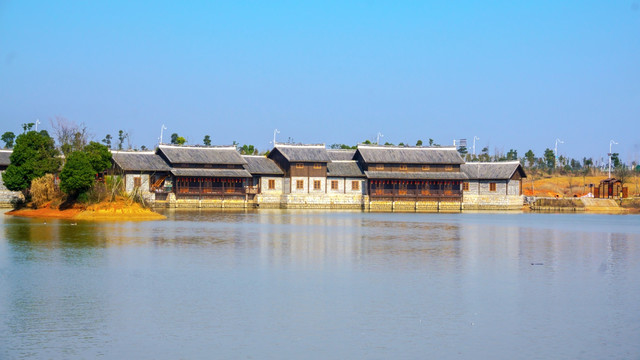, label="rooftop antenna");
[608,139,618,179]
[35,119,41,131]
[159,124,167,145]
[473,136,480,155]
[272,129,280,146]
[555,138,564,167]
[377,132,384,145]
